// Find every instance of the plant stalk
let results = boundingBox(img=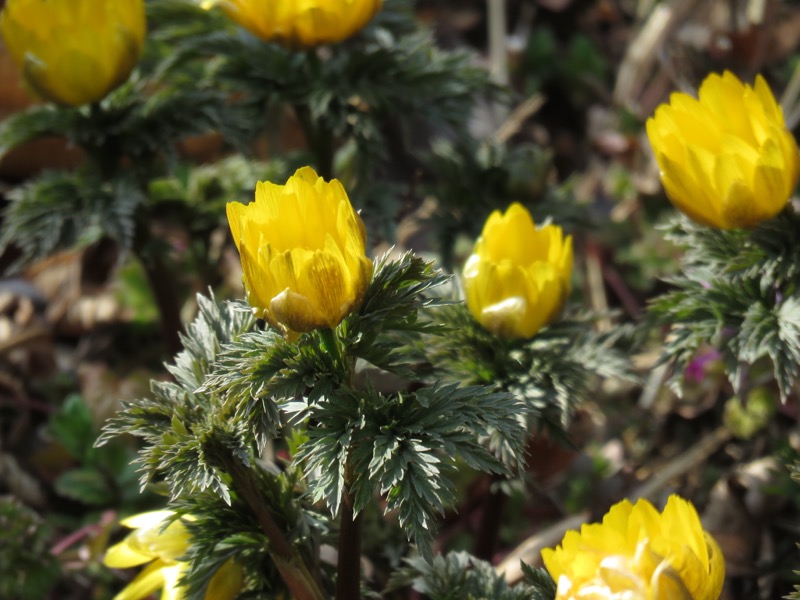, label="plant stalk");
[473,472,507,561]
[220,450,325,600]
[137,249,184,357]
[335,486,363,600]
[294,103,334,181]
[132,216,184,358]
